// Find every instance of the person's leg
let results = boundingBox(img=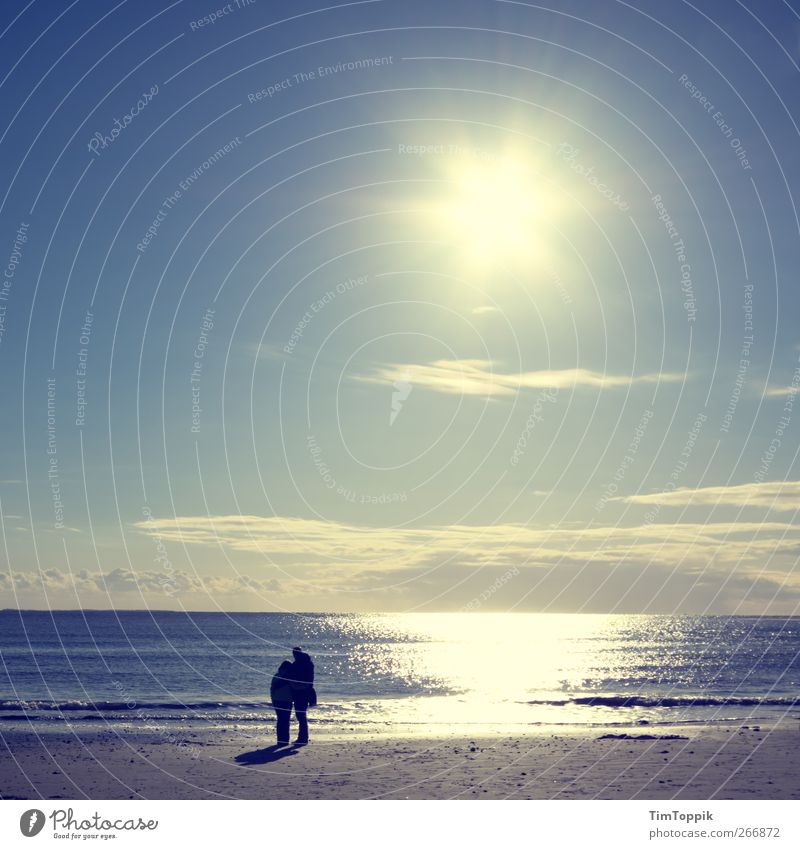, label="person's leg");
[293,695,309,744]
[275,704,291,745]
